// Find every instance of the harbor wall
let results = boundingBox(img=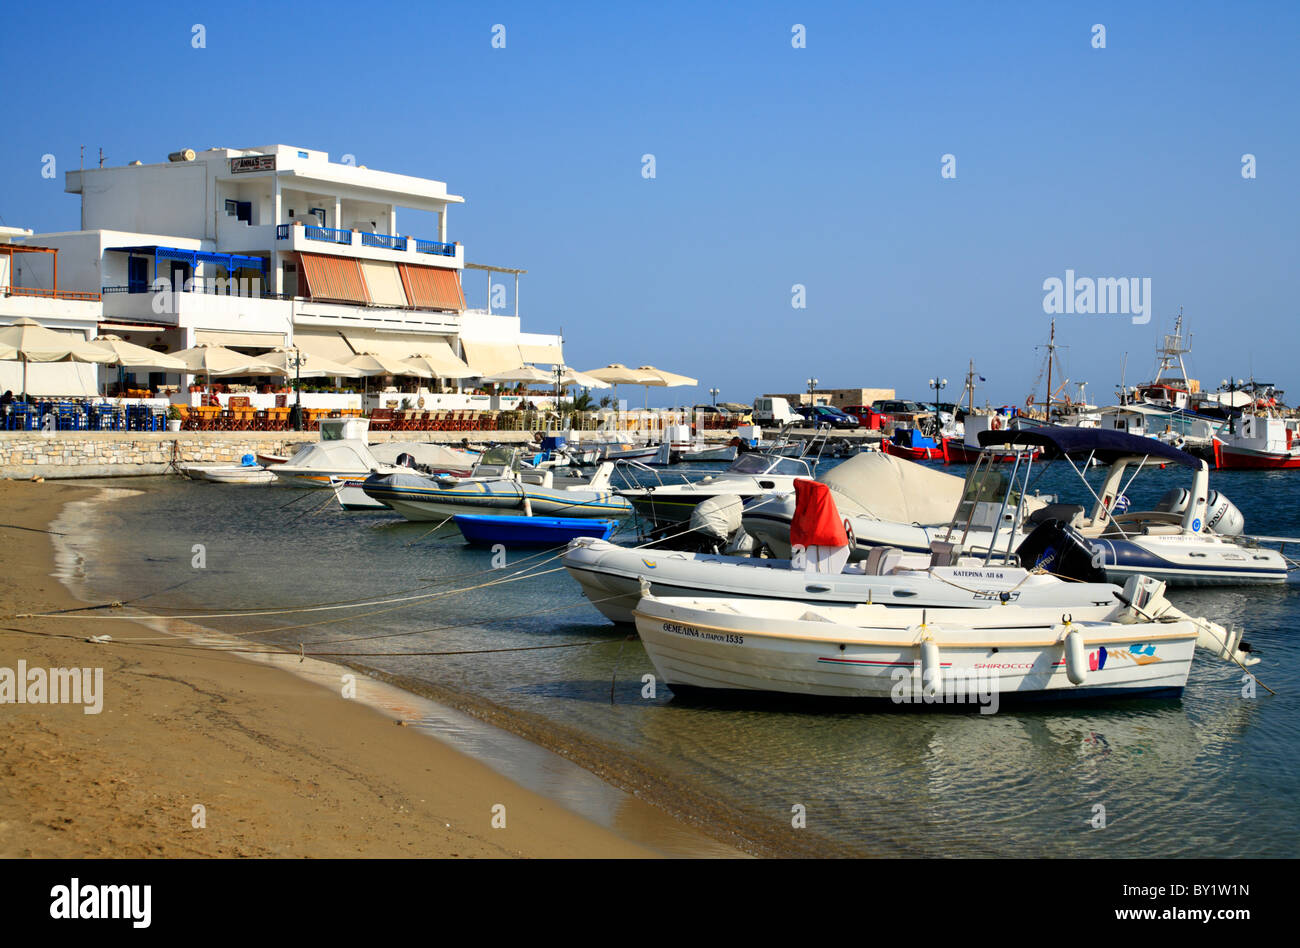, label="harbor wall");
[0,430,543,480]
[0,428,755,479]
